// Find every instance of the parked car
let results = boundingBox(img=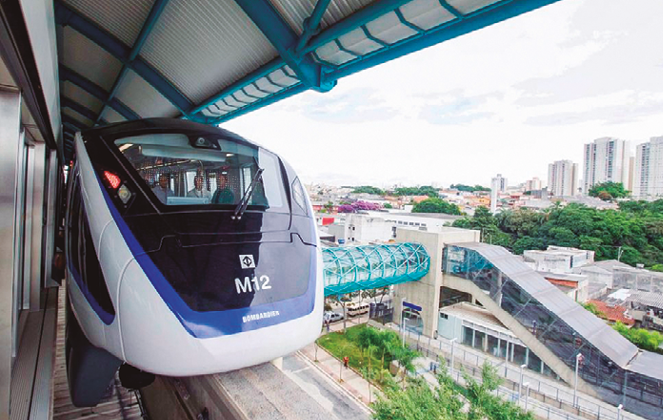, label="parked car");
[324,311,344,323]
